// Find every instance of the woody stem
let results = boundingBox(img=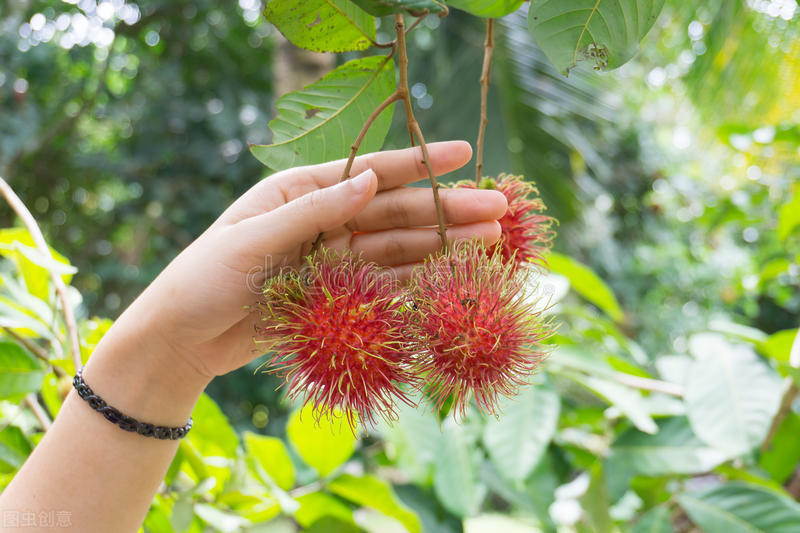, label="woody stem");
[475,18,494,184]
[395,13,449,253]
